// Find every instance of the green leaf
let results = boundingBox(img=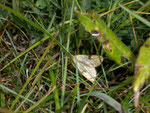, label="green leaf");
[75,10,135,65]
[134,38,150,107]
[75,11,96,33]
[90,91,126,113]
